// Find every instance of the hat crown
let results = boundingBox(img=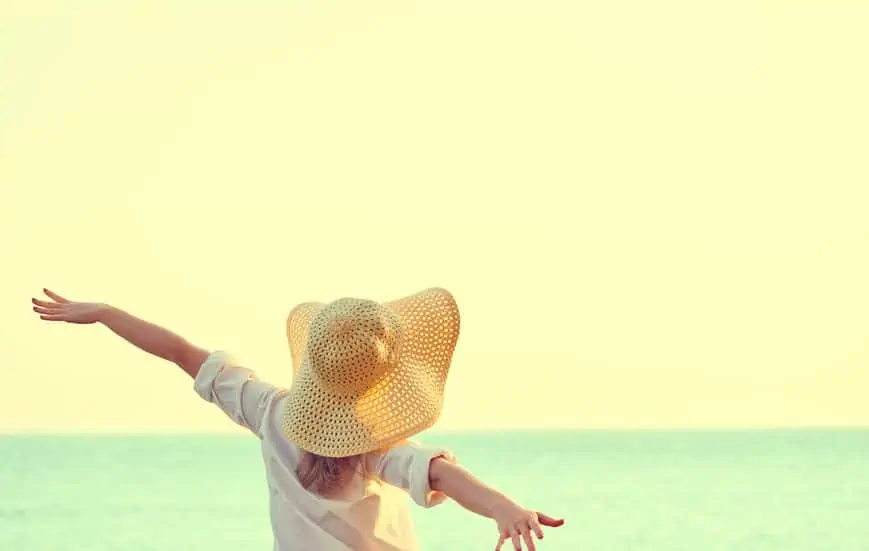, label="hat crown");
[307,297,404,395]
